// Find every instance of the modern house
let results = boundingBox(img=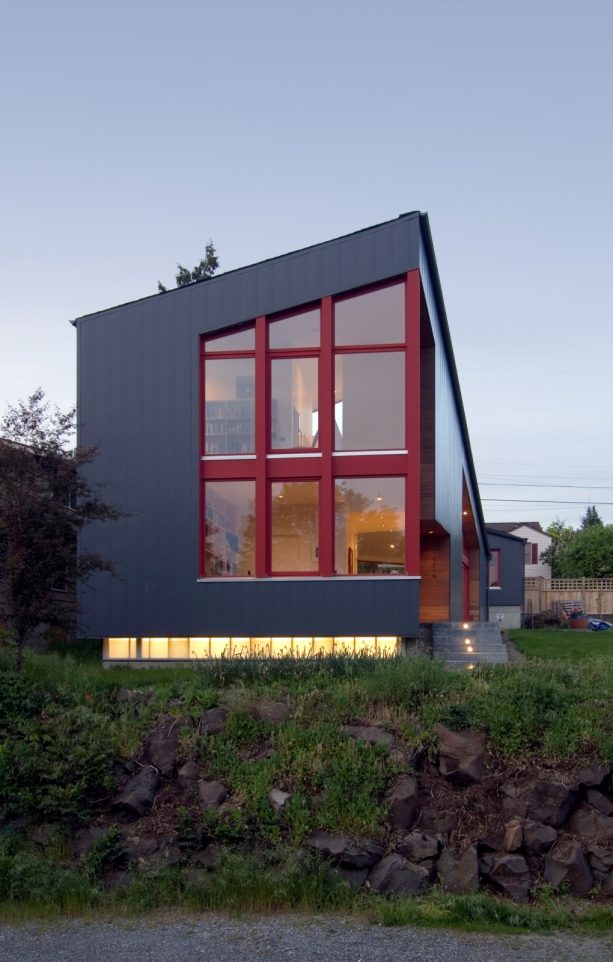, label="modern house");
[485,526,525,629]
[74,212,490,664]
[486,522,552,579]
